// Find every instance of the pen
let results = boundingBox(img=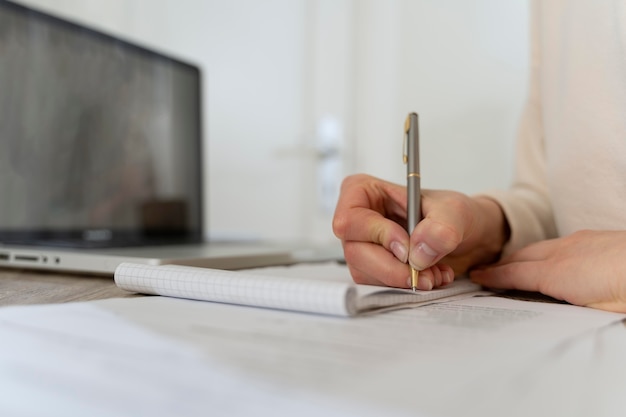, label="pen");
[403,112,421,292]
